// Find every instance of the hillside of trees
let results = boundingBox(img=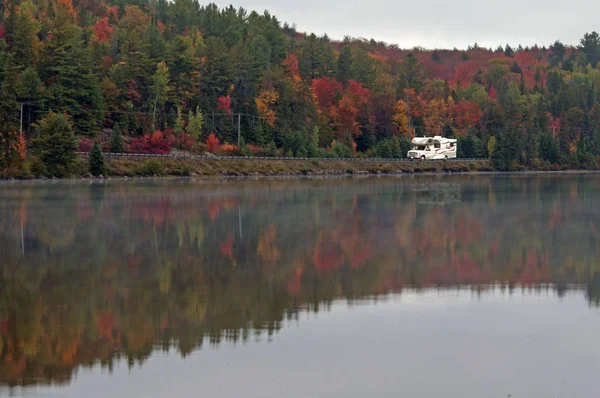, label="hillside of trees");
[1,0,600,173]
[2,176,600,385]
